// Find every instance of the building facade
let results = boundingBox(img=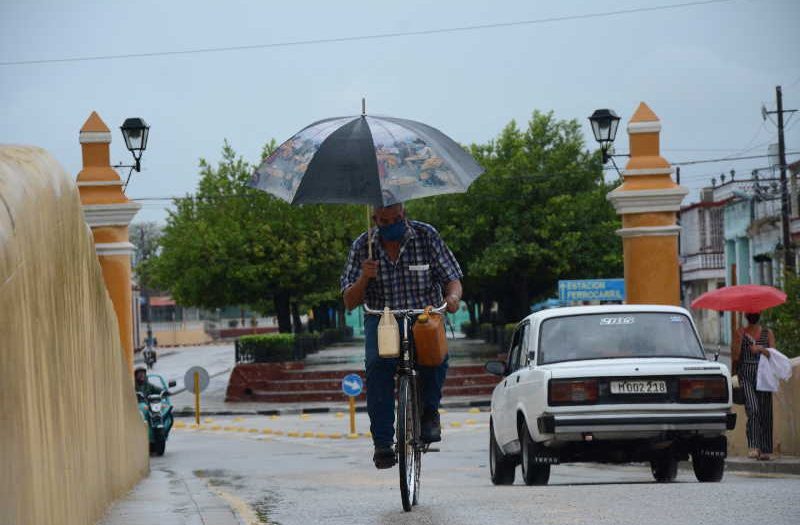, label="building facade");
[681,166,799,347]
